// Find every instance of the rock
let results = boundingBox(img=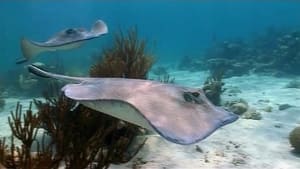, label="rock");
[258,99,270,103]
[243,108,262,120]
[262,106,273,112]
[230,102,248,115]
[278,104,293,110]
[274,123,283,128]
[289,126,300,153]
